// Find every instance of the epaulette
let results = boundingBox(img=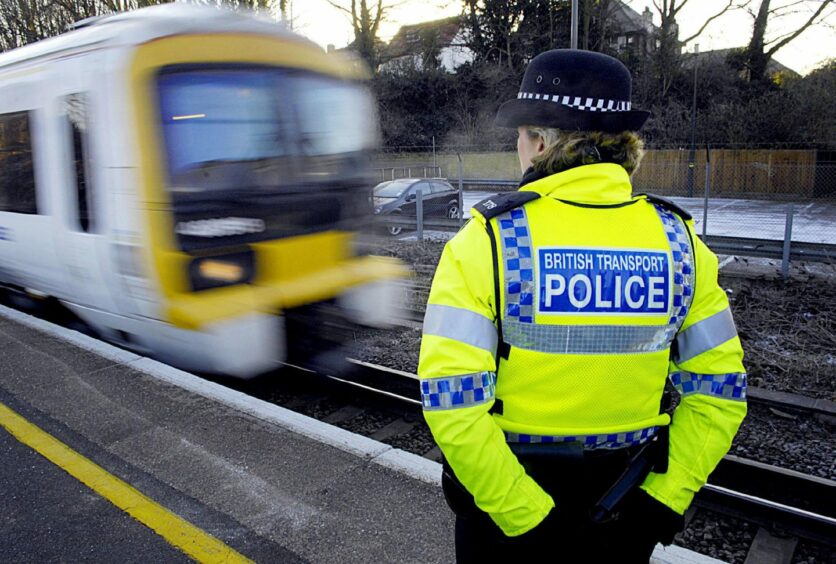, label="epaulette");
[638,193,693,221]
[472,191,541,220]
